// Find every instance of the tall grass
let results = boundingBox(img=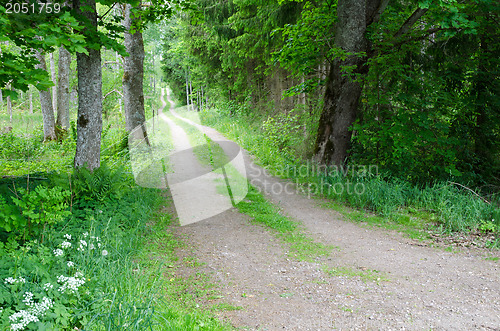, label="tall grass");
[200,106,500,237]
